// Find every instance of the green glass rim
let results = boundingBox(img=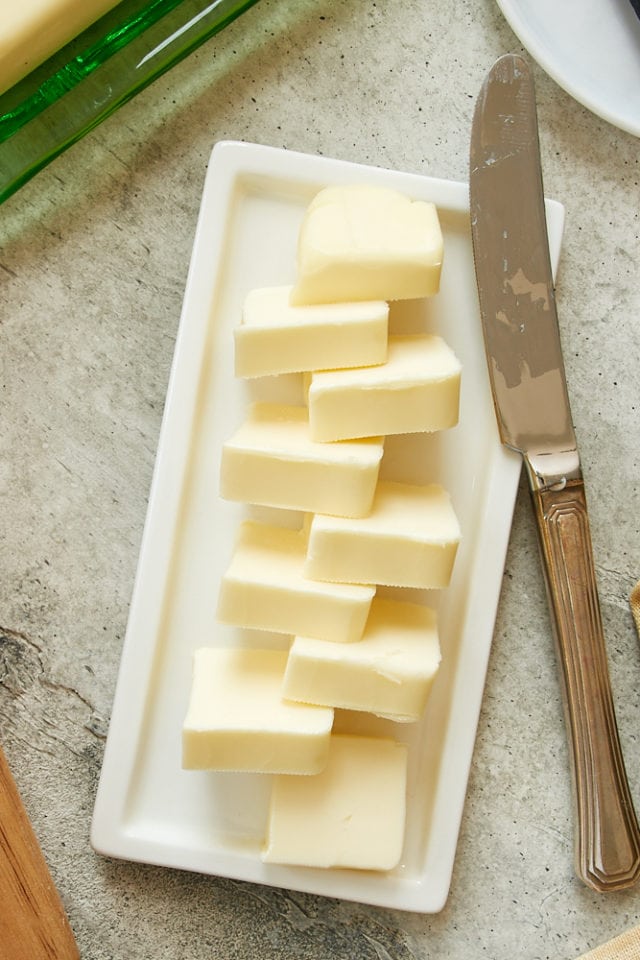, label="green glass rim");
[0,0,260,203]
[0,0,188,140]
